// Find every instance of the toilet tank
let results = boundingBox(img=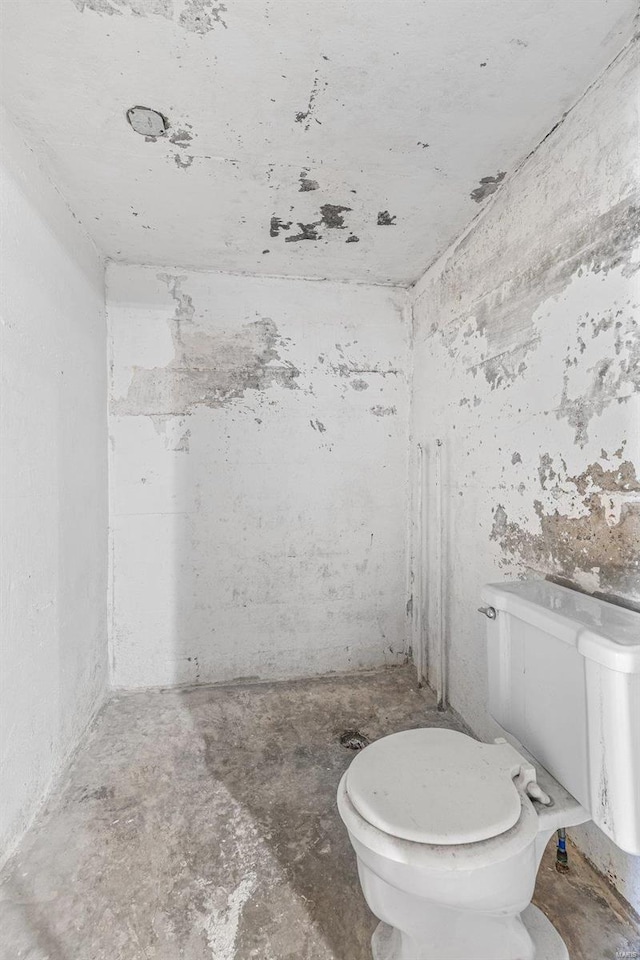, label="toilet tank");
[481,580,640,855]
